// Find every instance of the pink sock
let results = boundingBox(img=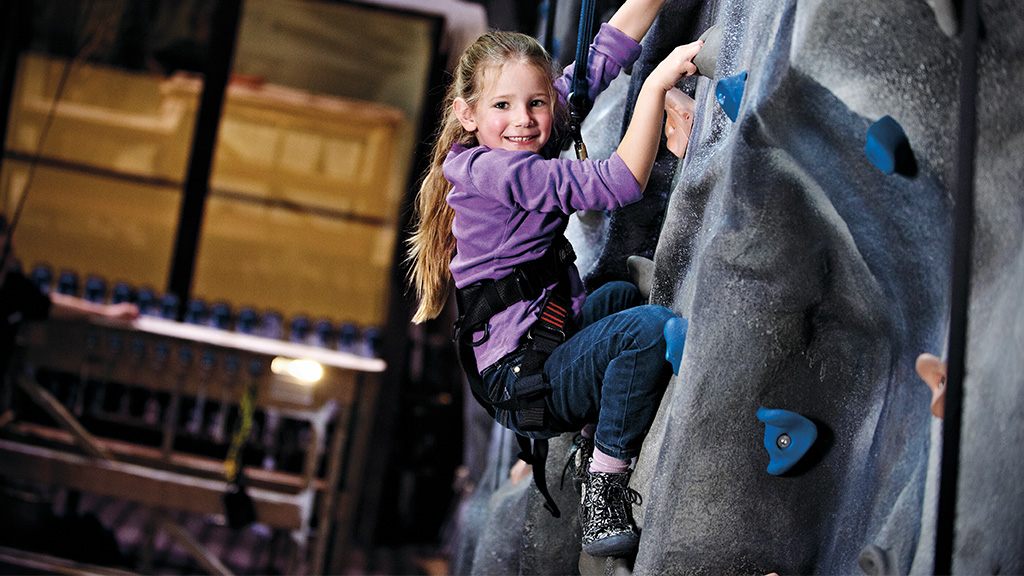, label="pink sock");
[589,448,631,474]
[581,423,597,439]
